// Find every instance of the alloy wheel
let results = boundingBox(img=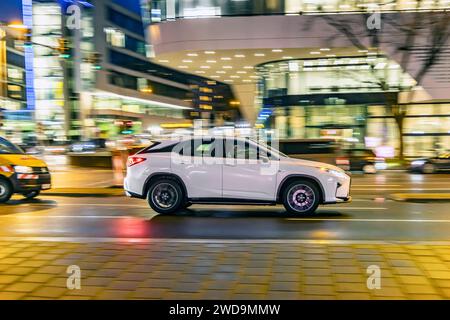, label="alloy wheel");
[286,184,316,213]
